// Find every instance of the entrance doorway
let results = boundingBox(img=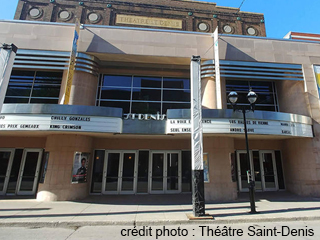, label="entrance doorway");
[95,150,188,195]
[149,151,181,193]
[0,148,43,195]
[236,150,283,192]
[102,151,137,194]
